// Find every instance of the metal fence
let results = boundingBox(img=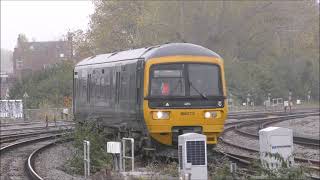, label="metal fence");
[0,101,72,123]
[0,100,23,118]
[24,108,73,121]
